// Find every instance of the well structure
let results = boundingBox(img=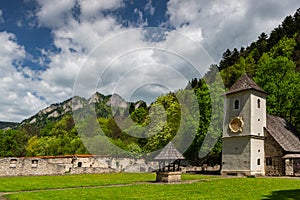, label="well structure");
[154,142,185,183]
